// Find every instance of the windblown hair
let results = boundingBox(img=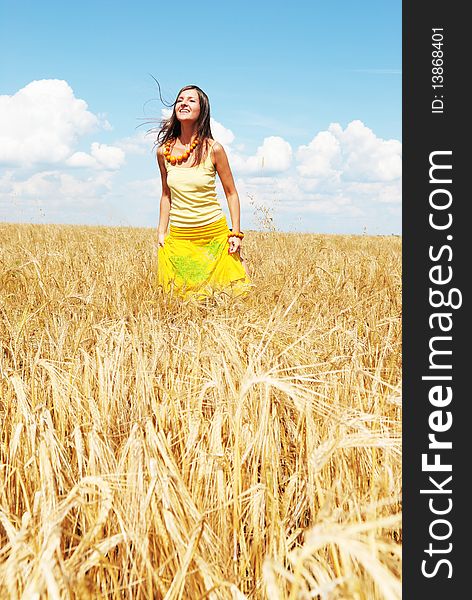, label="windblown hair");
[152,84,214,167]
